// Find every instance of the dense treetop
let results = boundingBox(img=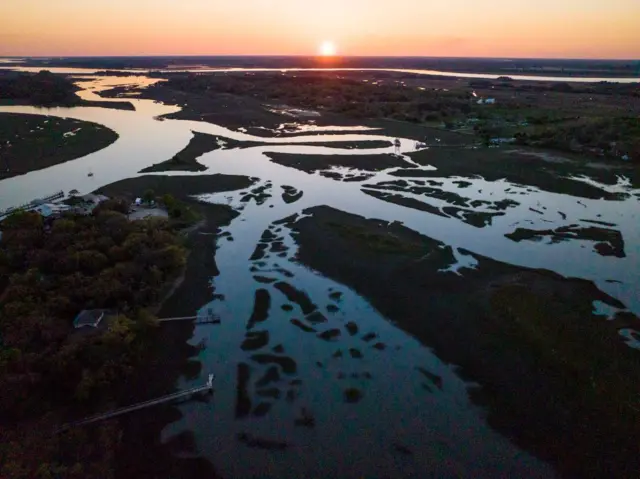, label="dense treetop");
[0,199,186,416]
[0,70,81,106]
